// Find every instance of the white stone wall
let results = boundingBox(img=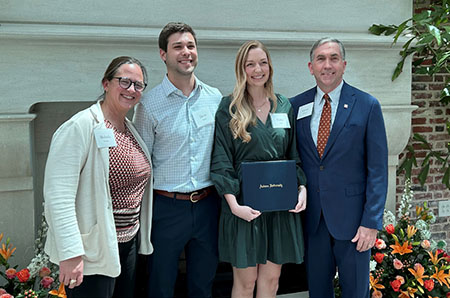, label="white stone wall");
[0,0,413,267]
